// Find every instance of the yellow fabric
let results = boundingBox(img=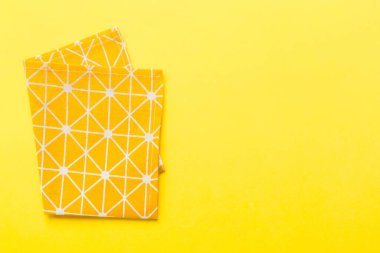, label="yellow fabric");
[27,27,132,68]
[24,28,164,219]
